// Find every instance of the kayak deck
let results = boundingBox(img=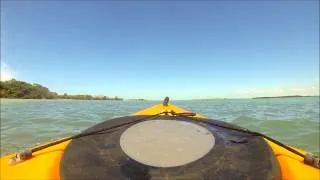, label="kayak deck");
[1,103,319,180]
